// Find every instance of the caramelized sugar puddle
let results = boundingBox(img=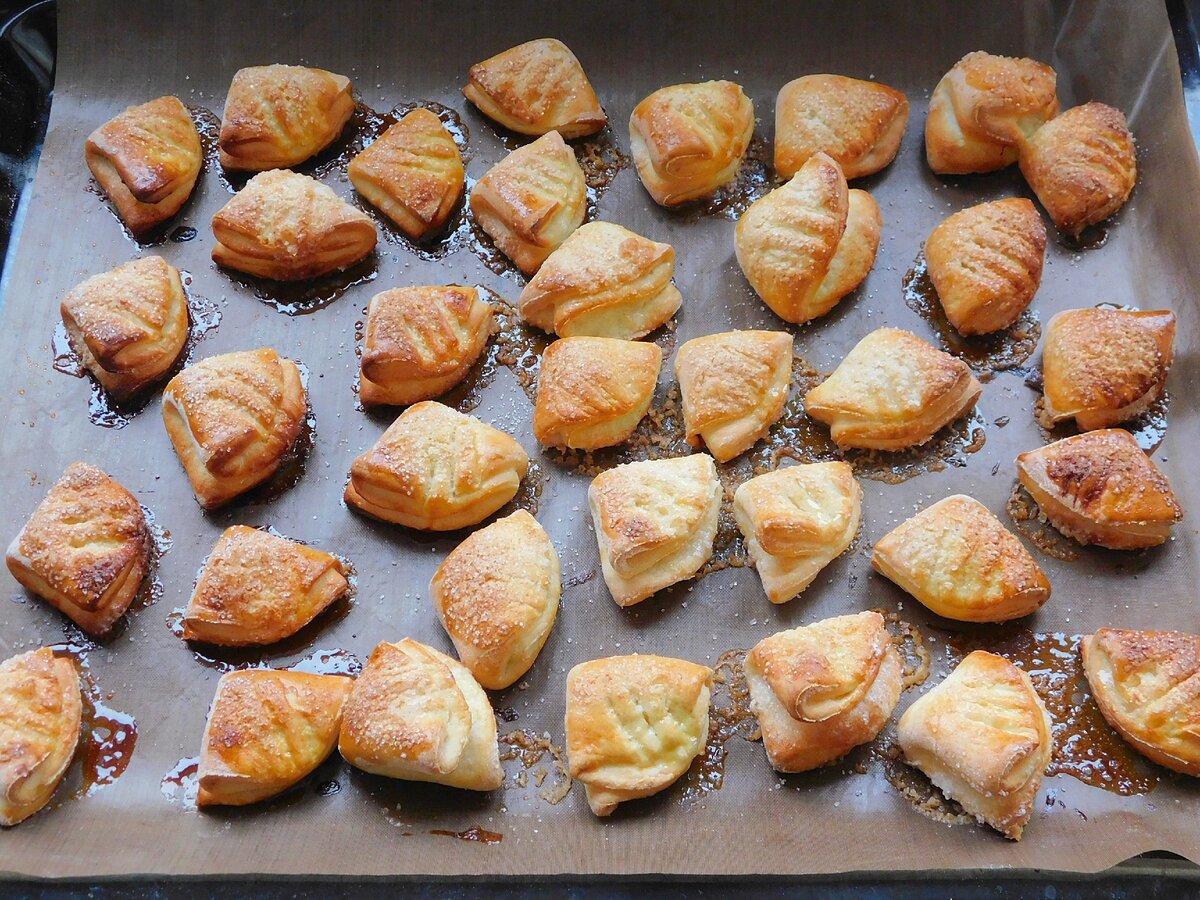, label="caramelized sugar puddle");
[430,827,504,844]
[680,648,758,806]
[498,727,572,804]
[1006,481,1081,561]
[871,608,932,691]
[671,133,777,222]
[1058,225,1109,252]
